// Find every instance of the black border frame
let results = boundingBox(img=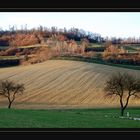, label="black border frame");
[0,1,140,139]
[0,0,140,9]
